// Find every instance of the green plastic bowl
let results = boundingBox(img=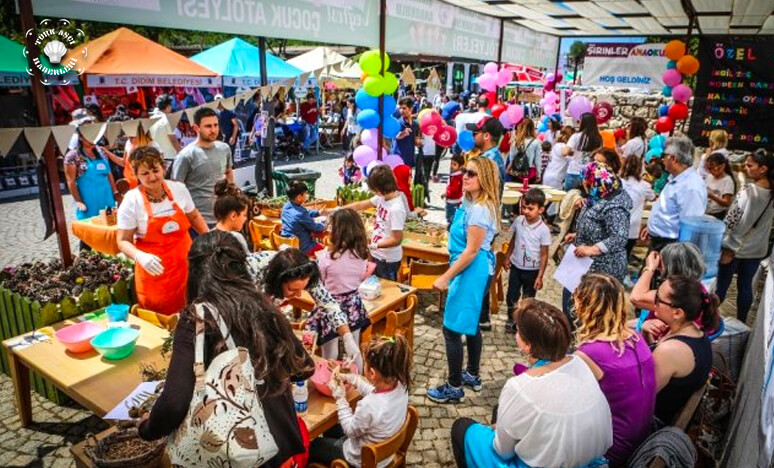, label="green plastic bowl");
[90,327,140,360]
